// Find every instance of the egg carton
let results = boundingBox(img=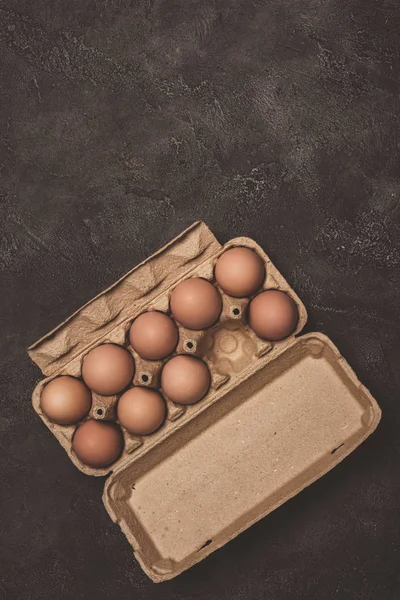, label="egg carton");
[30,224,306,475]
[28,221,381,582]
